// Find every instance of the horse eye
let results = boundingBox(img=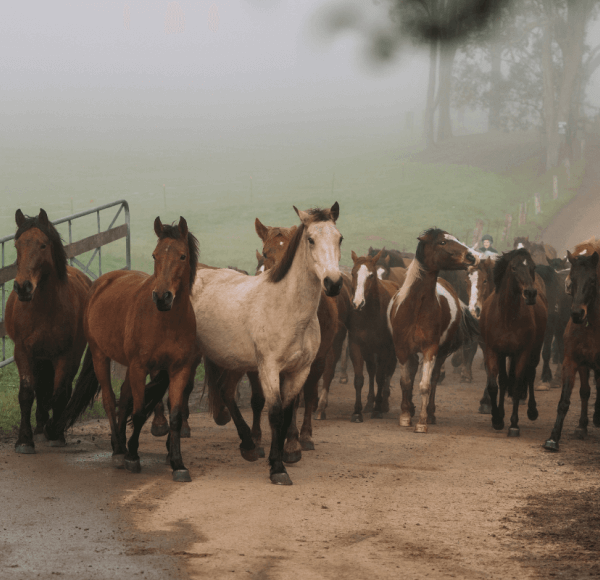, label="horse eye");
[263,252,267,258]
[180,254,186,260]
[339,236,344,245]
[152,254,156,260]
[308,237,315,245]
[440,241,446,246]
[41,244,47,249]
